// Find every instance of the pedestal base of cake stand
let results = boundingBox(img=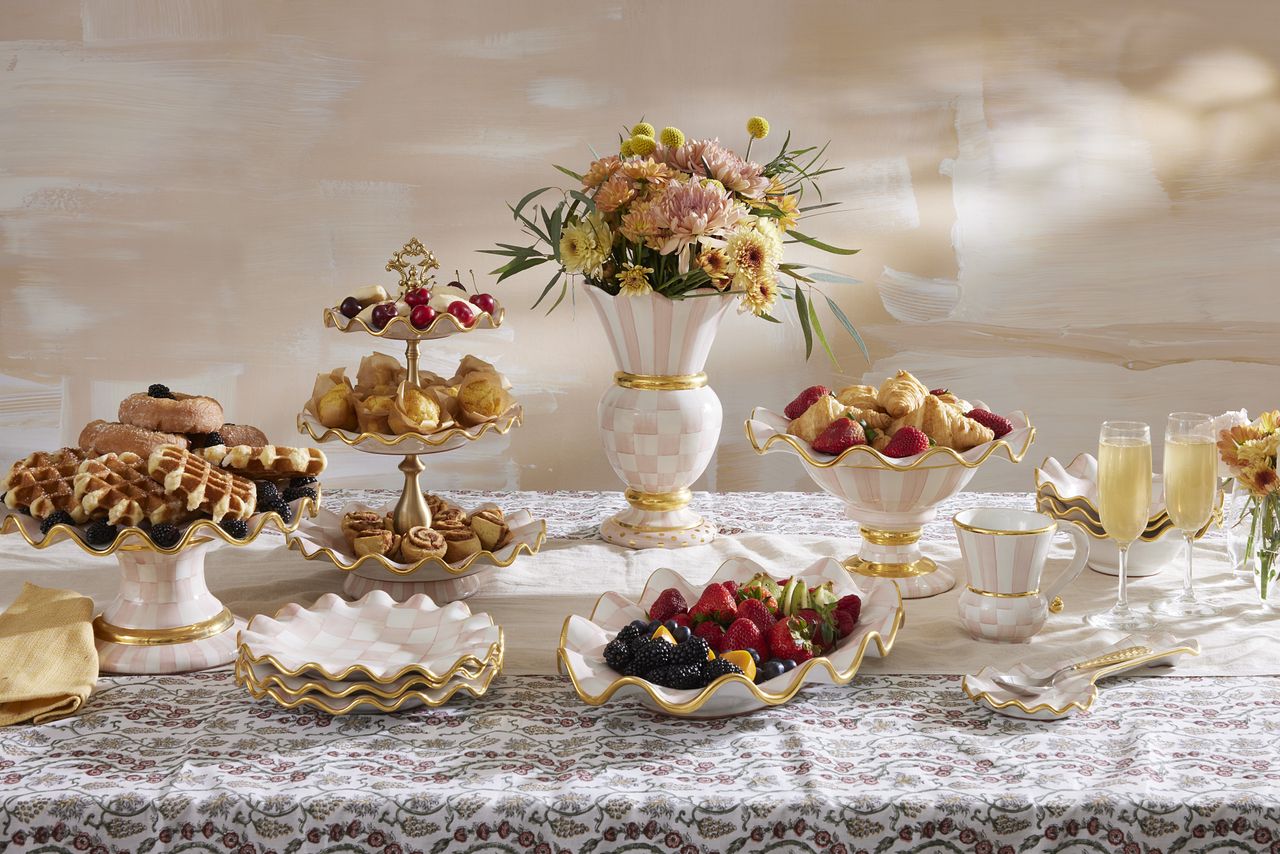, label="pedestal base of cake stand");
[842,525,957,599]
[93,540,245,674]
[343,571,483,603]
[600,489,717,550]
